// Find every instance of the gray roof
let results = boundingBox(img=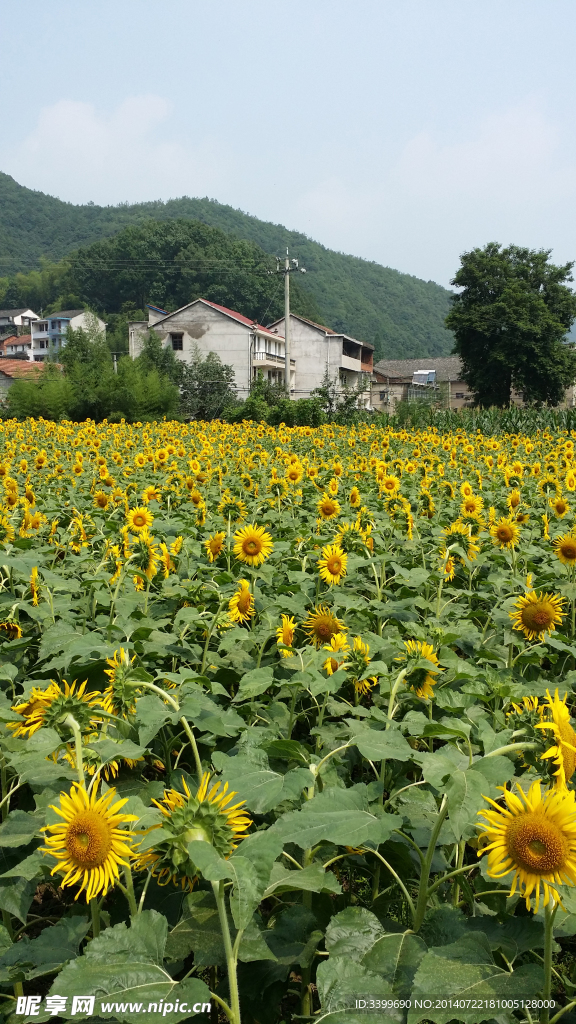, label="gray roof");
[0,309,37,318]
[46,310,86,320]
[374,355,463,382]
